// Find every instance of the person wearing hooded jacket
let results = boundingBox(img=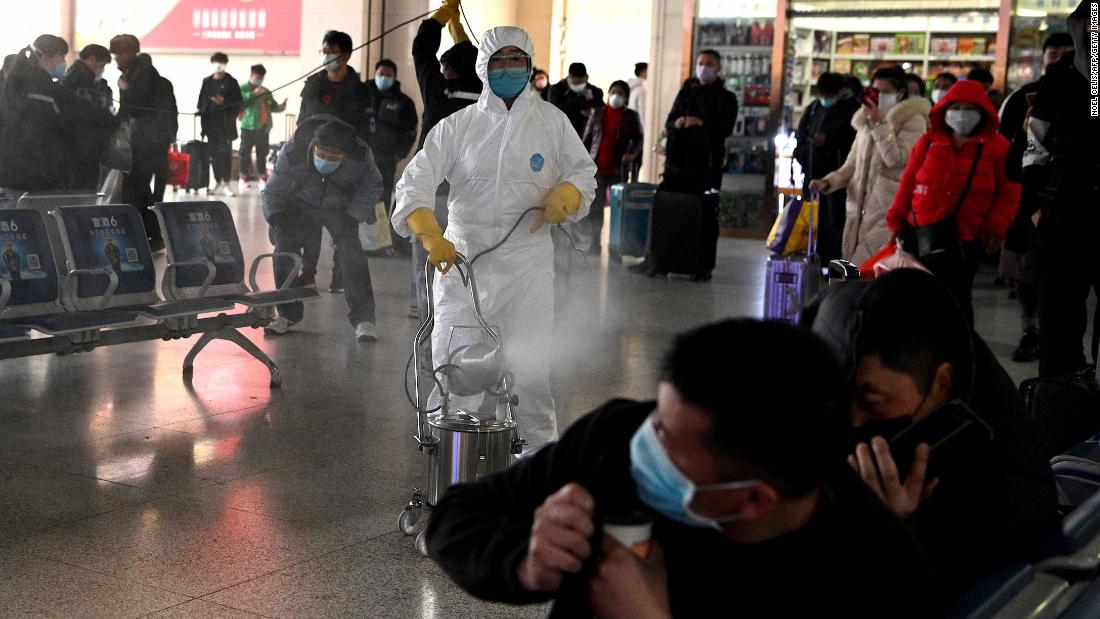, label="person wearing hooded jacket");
[408,0,483,320]
[261,117,384,342]
[296,31,368,290]
[886,80,1020,323]
[810,67,930,265]
[1024,2,1100,379]
[0,35,80,192]
[61,44,119,191]
[0,35,118,192]
[803,269,1058,608]
[393,26,597,453]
